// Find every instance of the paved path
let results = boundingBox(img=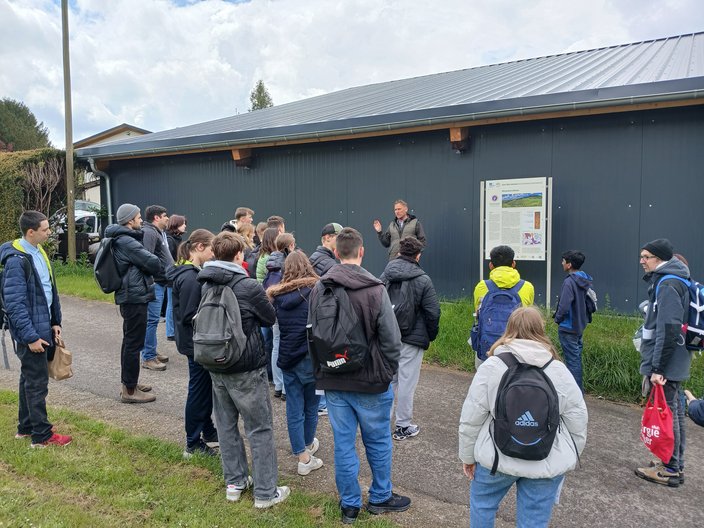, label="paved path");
[1,296,703,527]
